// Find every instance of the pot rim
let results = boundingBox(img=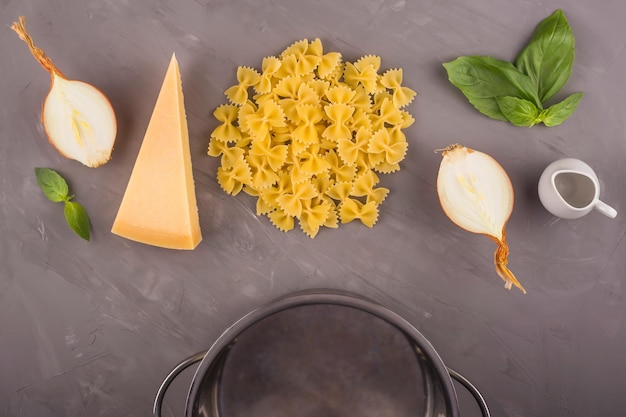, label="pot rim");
[185,288,460,417]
